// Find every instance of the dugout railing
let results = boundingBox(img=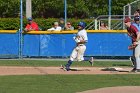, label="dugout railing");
[85,15,135,30]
